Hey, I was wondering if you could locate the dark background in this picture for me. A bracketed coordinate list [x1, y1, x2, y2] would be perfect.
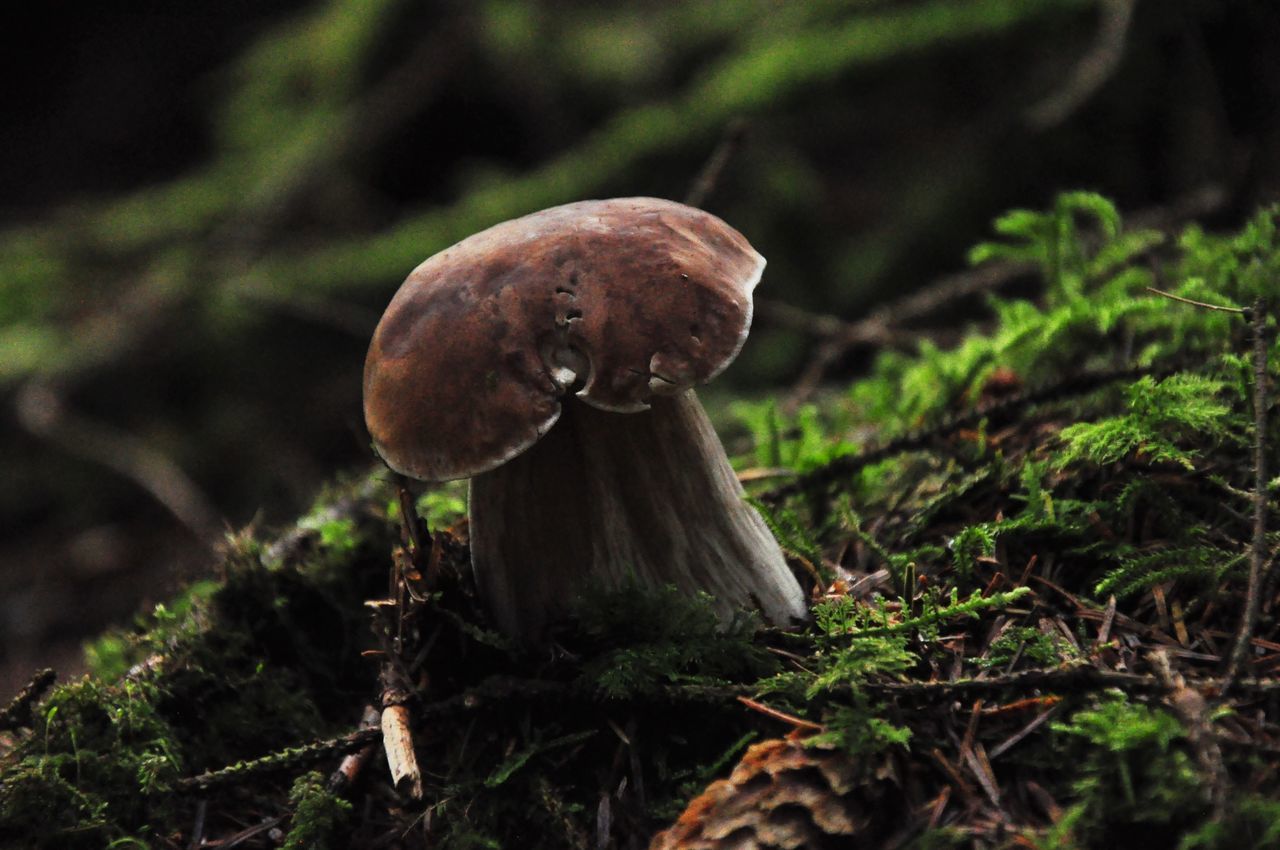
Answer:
[2, 0, 1278, 696]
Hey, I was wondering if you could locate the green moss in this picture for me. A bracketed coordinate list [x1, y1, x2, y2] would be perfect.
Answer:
[1050, 692, 1208, 844]
[1056, 374, 1240, 471]
[1178, 794, 1280, 850]
[568, 582, 777, 699]
[733, 399, 858, 472]
[979, 624, 1077, 669]
[282, 771, 353, 850]
[415, 481, 469, 530]
[0, 677, 180, 848]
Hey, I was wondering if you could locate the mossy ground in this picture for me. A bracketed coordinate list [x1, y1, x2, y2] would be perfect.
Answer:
[2, 194, 1278, 848]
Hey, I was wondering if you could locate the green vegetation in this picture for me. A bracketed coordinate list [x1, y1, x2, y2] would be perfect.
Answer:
[1050, 692, 1207, 844]
[0, 0, 1095, 387]
[3, 179, 1278, 848]
[282, 771, 353, 850]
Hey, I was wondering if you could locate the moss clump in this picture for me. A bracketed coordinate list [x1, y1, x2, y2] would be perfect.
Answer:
[1050, 692, 1208, 845]
[1055, 373, 1241, 471]
[1178, 795, 1280, 850]
[566, 581, 778, 699]
[281, 770, 353, 850]
[735, 194, 1280, 846]
[0, 677, 181, 848]
[0, 473, 396, 846]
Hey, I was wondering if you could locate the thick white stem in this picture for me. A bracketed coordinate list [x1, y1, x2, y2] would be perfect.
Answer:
[469, 389, 807, 640]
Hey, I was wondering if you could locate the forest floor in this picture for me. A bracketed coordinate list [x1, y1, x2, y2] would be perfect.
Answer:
[2, 194, 1278, 849]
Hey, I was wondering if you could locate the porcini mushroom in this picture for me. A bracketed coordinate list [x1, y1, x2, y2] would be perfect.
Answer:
[363, 197, 807, 640]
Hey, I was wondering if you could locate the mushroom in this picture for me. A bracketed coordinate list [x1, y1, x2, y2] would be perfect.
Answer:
[363, 197, 807, 640]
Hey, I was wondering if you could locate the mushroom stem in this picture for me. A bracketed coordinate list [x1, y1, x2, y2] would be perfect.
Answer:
[469, 389, 808, 640]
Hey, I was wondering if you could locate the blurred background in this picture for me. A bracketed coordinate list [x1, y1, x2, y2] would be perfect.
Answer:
[2, 0, 1278, 696]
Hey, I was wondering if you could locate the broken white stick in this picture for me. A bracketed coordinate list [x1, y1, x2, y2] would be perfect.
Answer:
[381, 703, 424, 799]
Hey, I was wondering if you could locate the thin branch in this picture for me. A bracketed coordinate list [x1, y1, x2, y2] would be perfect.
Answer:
[176, 726, 383, 793]
[1151, 649, 1228, 815]
[202, 815, 284, 849]
[328, 705, 382, 794]
[763, 360, 1173, 506]
[865, 666, 1280, 700]
[1025, 0, 1138, 130]
[172, 657, 1280, 801]
[188, 800, 207, 850]
[864, 666, 1166, 697]
[684, 118, 750, 209]
[1224, 298, 1272, 690]
[1145, 286, 1246, 314]
[736, 695, 824, 732]
[780, 260, 1033, 410]
[753, 299, 864, 339]
[782, 184, 1227, 409]
[0, 668, 57, 733]
[15, 382, 223, 543]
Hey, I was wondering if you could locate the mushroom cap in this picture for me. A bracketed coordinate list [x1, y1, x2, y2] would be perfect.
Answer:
[363, 197, 765, 482]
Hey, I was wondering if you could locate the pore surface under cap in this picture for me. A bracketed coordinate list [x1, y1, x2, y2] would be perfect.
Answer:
[363, 197, 765, 482]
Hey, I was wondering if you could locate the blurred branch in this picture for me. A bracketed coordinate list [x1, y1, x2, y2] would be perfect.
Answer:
[1, 1, 1098, 393]
[684, 119, 749, 209]
[15, 382, 223, 543]
[776, 182, 1228, 410]
[233, 0, 1090, 302]
[1224, 299, 1273, 691]
[1025, 0, 1137, 130]
[775, 259, 1034, 411]
[0, 668, 56, 733]
[238, 290, 382, 338]
[217, 17, 474, 253]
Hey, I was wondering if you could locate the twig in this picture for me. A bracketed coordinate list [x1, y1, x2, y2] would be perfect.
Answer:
[372, 485, 436, 802]
[764, 360, 1167, 505]
[1096, 594, 1117, 647]
[1225, 298, 1272, 690]
[15, 381, 223, 543]
[406, 675, 757, 719]
[781, 259, 1033, 410]
[172, 664, 1280, 801]
[201, 816, 285, 849]
[684, 118, 749, 210]
[396, 475, 427, 562]
[1025, 0, 1138, 130]
[189, 800, 208, 850]
[987, 705, 1062, 761]
[867, 664, 1280, 702]
[381, 700, 424, 800]
[753, 299, 859, 339]
[328, 705, 382, 794]
[930, 747, 977, 802]
[0, 668, 57, 733]
[963, 742, 1002, 809]
[376, 627, 426, 800]
[1151, 649, 1228, 815]
[866, 666, 1167, 698]
[736, 695, 824, 732]
[783, 184, 1227, 409]
[176, 727, 383, 793]
[1145, 287, 1246, 314]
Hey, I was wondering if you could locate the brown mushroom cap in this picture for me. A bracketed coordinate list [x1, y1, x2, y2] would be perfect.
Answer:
[363, 197, 765, 482]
